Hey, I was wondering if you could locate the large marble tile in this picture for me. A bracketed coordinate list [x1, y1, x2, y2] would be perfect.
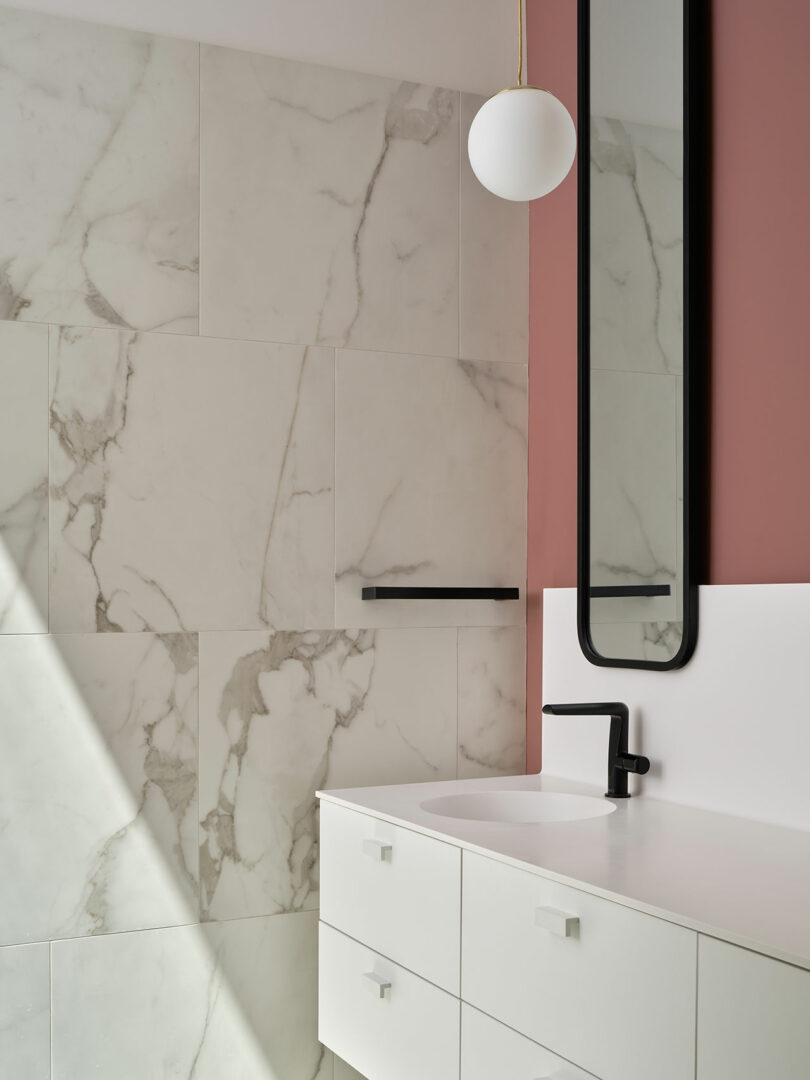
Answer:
[589, 369, 678, 627]
[0, 632, 198, 945]
[52, 911, 329, 1080]
[0, 942, 50, 1080]
[335, 350, 527, 628]
[590, 116, 683, 374]
[200, 47, 459, 357]
[458, 627, 526, 779]
[0, 7, 199, 333]
[50, 328, 334, 633]
[199, 628, 457, 921]
[0, 322, 48, 633]
[459, 93, 529, 365]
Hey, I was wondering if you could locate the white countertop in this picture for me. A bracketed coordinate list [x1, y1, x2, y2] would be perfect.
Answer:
[318, 773, 810, 972]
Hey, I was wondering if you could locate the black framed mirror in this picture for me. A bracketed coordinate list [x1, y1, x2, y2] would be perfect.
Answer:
[578, 0, 707, 669]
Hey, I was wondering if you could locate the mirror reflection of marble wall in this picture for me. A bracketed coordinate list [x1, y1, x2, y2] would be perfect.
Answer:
[587, 0, 685, 663]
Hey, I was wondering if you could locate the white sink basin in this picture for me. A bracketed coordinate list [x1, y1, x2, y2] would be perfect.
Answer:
[420, 790, 616, 824]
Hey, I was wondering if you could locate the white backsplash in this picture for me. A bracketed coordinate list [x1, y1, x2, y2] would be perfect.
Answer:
[543, 585, 810, 832]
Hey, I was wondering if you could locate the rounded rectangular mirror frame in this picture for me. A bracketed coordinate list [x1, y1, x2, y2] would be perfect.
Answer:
[577, 0, 708, 670]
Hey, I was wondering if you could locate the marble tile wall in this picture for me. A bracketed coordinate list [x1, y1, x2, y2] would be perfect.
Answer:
[335, 350, 527, 628]
[0, 8, 199, 333]
[0, 5, 528, 1077]
[0, 322, 48, 633]
[0, 943, 50, 1080]
[588, 114, 684, 661]
[458, 627, 527, 779]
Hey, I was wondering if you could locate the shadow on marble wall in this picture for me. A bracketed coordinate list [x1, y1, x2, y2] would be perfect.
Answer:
[0, 628, 326, 1077]
[0, 620, 524, 1076]
[0, 632, 198, 947]
[0, 4, 529, 1077]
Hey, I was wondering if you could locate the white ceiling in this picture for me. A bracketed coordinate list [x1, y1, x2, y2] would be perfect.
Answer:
[6, 0, 518, 95]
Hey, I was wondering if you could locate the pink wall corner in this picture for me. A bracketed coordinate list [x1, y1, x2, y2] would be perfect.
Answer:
[526, 0, 810, 774]
[526, 0, 578, 773]
[709, 0, 810, 585]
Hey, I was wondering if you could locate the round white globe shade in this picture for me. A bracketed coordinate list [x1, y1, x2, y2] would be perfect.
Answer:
[468, 87, 576, 202]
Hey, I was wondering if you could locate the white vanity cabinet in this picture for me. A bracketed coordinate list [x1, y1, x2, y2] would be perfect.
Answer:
[318, 798, 810, 1080]
[697, 936, 810, 1080]
[461, 1004, 596, 1080]
[319, 922, 460, 1080]
[462, 852, 697, 1080]
[320, 802, 461, 994]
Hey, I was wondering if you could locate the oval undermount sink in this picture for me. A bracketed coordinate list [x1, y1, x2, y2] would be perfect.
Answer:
[420, 790, 616, 824]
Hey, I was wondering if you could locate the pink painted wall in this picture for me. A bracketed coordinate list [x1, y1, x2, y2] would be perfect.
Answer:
[526, 0, 810, 771]
[526, 0, 579, 772]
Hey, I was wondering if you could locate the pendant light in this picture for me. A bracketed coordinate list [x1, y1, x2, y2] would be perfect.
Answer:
[467, 0, 576, 202]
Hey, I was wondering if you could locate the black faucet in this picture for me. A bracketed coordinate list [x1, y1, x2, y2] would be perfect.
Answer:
[541, 702, 650, 799]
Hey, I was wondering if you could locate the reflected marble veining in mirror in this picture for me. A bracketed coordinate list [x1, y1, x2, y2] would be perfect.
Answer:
[584, 0, 690, 666]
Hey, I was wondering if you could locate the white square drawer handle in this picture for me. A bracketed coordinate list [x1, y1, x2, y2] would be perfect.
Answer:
[362, 838, 393, 861]
[535, 905, 579, 937]
[363, 971, 392, 999]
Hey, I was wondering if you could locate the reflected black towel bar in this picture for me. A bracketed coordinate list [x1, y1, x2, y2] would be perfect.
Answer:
[361, 587, 520, 601]
[590, 585, 671, 598]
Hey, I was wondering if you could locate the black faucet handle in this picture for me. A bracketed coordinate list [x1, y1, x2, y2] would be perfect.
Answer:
[541, 700, 649, 798]
[616, 753, 650, 776]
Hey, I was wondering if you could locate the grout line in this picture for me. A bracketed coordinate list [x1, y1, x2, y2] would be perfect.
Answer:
[197, 41, 202, 335]
[4, 907, 323, 955]
[49, 940, 53, 1080]
[197, 624, 202, 921]
[458, 849, 464, 1078]
[457, 89, 462, 365]
[694, 934, 700, 1078]
[46, 325, 52, 638]
[332, 348, 338, 631]
[455, 627, 460, 780]
[26, 618, 526, 639]
[5, 316, 527, 366]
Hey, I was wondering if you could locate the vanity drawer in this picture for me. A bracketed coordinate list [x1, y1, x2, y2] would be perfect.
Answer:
[697, 936, 810, 1079]
[319, 800, 461, 993]
[461, 1003, 596, 1080]
[461, 852, 697, 1080]
[318, 922, 460, 1080]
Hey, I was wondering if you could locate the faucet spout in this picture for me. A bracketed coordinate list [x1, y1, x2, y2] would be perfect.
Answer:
[541, 701, 650, 799]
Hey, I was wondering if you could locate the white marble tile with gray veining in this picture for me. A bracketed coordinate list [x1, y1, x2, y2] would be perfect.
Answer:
[199, 628, 457, 921]
[458, 627, 526, 779]
[0, 322, 48, 633]
[335, 350, 527, 628]
[49, 327, 334, 633]
[590, 619, 684, 665]
[590, 116, 683, 375]
[200, 47, 459, 356]
[589, 368, 678, 630]
[459, 93, 529, 365]
[0, 632, 198, 946]
[0, 7, 199, 333]
[51, 911, 330, 1080]
[0, 942, 50, 1080]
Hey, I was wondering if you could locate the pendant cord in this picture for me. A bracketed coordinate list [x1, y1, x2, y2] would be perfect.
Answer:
[517, 0, 524, 85]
